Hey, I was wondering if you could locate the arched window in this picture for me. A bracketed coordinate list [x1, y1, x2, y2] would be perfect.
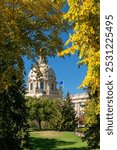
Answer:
[30, 83, 33, 90]
[40, 82, 44, 90]
[51, 83, 54, 91]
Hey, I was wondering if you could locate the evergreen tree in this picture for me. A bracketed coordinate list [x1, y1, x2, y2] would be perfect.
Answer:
[49, 93, 77, 131]
[62, 92, 77, 131]
[0, 77, 30, 150]
[49, 99, 64, 131]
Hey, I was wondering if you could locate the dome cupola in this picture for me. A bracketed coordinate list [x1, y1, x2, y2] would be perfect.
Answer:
[26, 57, 58, 98]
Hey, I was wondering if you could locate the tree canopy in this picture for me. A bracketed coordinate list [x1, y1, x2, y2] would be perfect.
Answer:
[26, 95, 77, 132]
[26, 96, 53, 130]
[0, 0, 66, 91]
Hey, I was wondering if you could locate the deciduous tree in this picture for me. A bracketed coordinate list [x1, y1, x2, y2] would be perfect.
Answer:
[26, 97, 53, 130]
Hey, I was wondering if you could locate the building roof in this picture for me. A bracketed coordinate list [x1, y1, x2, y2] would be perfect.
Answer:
[28, 57, 56, 81]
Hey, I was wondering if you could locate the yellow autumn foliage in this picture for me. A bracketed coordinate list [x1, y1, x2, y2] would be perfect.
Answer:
[58, 0, 100, 123]
[58, 0, 100, 95]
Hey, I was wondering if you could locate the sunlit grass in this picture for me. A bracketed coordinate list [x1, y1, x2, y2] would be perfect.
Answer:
[30, 131, 87, 150]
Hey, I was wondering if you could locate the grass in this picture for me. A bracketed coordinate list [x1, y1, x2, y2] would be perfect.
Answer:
[30, 131, 88, 150]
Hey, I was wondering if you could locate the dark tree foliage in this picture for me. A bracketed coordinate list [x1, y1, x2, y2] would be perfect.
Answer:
[82, 89, 100, 149]
[82, 115, 100, 149]
[0, 77, 30, 150]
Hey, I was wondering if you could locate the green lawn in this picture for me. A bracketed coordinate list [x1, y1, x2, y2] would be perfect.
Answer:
[30, 131, 87, 150]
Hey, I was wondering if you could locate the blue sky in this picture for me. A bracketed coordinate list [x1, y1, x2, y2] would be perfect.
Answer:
[48, 54, 87, 95]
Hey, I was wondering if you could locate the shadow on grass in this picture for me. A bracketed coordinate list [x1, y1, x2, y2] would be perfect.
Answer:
[61, 148, 100, 150]
[31, 137, 87, 150]
[56, 148, 87, 150]
[55, 148, 87, 150]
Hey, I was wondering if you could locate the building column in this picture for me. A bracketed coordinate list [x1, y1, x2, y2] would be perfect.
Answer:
[77, 102, 80, 118]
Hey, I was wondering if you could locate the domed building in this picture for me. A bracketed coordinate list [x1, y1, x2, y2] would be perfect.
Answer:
[26, 57, 59, 98]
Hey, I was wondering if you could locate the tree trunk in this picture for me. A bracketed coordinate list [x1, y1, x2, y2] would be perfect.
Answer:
[38, 119, 41, 130]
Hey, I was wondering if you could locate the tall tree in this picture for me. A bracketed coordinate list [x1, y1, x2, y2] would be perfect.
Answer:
[50, 93, 77, 131]
[0, 0, 66, 149]
[49, 99, 64, 131]
[62, 92, 77, 131]
[58, 0, 100, 148]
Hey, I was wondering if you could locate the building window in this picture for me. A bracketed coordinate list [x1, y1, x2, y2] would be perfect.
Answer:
[80, 102, 85, 108]
[51, 83, 54, 91]
[30, 83, 33, 90]
[40, 82, 44, 90]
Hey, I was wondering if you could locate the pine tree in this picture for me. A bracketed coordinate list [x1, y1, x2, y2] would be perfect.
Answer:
[49, 93, 77, 131]
[49, 99, 64, 131]
[62, 92, 77, 131]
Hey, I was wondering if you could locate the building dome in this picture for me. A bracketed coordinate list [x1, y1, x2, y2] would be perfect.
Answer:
[28, 57, 56, 81]
[26, 57, 59, 98]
